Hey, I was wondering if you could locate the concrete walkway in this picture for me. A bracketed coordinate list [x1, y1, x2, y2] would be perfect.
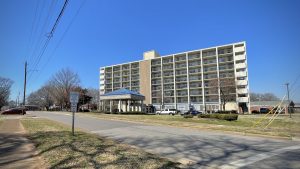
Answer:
[0, 117, 45, 169]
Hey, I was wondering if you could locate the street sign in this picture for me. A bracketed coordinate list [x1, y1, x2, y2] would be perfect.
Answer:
[70, 92, 79, 104]
[69, 92, 79, 136]
[71, 103, 77, 112]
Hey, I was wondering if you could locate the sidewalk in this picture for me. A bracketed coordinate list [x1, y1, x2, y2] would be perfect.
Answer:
[0, 117, 45, 169]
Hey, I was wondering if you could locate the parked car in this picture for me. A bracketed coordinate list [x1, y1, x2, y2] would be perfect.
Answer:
[182, 110, 203, 116]
[260, 108, 270, 114]
[156, 109, 177, 115]
[1, 108, 26, 115]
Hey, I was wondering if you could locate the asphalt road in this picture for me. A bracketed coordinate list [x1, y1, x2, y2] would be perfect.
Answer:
[29, 111, 300, 169]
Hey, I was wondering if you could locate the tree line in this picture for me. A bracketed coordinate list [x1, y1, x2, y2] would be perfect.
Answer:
[27, 68, 99, 111]
[0, 77, 13, 110]
[250, 92, 280, 101]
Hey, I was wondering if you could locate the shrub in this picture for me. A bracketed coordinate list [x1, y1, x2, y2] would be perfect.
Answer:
[198, 114, 210, 118]
[215, 110, 238, 114]
[198, 114, 238, 121]
[251, 110, 260, 114]
[183, 114, 194, 118]
[221, 114, 238, 121]
[103, 111, 146, 115]
[118, 111, 147, 115]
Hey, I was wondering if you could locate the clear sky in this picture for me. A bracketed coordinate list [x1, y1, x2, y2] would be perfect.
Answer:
[0, 0, 300, 102]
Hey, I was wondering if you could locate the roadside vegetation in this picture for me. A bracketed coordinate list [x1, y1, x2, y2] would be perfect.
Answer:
[0, 116, 3, 126]
[83, 112, 300, 138]
[21, 118, 180, 169]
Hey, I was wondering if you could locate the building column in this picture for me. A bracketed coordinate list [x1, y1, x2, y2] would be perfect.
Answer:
[128, 100, 131, 112]
[134, 101, 137, 112]
[118, 100, 121, 112]
[100, 101, 103, 111]
[132, 101, 135, 112]
[138, 100, 142, 111]
[125, 100, 128, 112]
[109, 100, 112, 112]
[141, 100, 144, 112]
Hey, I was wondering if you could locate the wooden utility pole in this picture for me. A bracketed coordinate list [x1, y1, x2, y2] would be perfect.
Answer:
[285, 83, 291, 118]
[23, 61, 27, 106]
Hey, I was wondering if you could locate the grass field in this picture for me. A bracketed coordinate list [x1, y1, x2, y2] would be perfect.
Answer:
[0, 115, 4, 125]
[82, 113, 300, 138]
[21, 118, 180, 169]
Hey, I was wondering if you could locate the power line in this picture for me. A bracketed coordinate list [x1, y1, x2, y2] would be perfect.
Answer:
[289, 73, 300, 93]
[28, 0, 46, 64]
[290, 84, 300, 99]
[27, 0, 69, 83]
[29, 0, 58, 67]
[25, 0, 40, 62]
[28, 0, 86, 89]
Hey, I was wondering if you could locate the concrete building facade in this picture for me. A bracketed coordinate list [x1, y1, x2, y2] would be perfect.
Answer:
[100, 42, 250, 113]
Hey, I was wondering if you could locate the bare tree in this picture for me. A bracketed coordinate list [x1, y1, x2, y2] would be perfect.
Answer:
[250, 92, 279, 101]
[87, 88, 99, 105]
[27, 85, 53, 110]
[48, 68, 80, 109]
[250, 92, 260, 101]
[211, 78, 236, 111]
[0, 77, 13, 109]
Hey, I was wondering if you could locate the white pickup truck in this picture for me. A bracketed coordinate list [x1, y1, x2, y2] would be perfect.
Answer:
[156, 109, 177, 115]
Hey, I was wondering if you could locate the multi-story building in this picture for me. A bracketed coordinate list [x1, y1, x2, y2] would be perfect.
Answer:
[100, 42, 250, 113]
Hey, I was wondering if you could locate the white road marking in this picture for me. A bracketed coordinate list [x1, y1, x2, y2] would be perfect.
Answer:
[48, 111, 71, 116]
[220, 145, 300, 169]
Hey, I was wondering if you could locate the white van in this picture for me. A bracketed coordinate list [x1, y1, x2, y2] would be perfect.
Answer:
[156, 109, 176, 115]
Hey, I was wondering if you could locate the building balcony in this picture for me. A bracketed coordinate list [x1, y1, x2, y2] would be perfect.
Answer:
[189, 83, 202, 88]
[235, 54, 246, 61]
[236, 80, 248, 86]
[235, 46, 245, 53]
[152, 87, 161, 91]
[237, 97, 249, 102]
[163, 72, 174, 77]
[163, 80, 174, 84]
[131, 66, 139, 69]
[175, 58, 186, 62]
[203, 61, 217, 65]
[237, 88, 248, 94]
[177, 93, 188, 96]
[218, 59, 234, 64]
[163, 66, 173, 70]
[113, 69, 121, 72]
[189, 77, 201, 81]
[152, 68, 161, 72]
[236, 71, 247, 77]
[188, 54, 201, 60]
[235, 63, 246, 69]
[189, 62, 201, 67]
[218, 52, 233, 57]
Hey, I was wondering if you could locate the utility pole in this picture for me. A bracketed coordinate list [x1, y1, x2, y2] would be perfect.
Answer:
[17, 92, 20, 106]
[285, 83, 291, 118]
[23, 61, 27, 107]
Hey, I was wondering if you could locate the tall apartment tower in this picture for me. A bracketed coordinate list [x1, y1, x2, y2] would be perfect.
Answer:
[99, 42, 250, 113]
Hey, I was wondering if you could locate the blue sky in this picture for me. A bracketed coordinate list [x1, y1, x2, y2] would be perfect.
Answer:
[0, 0, 300, 102]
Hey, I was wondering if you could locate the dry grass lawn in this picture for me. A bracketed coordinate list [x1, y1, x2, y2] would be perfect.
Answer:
[21, 118, 180, 169]
[82, 113, 300, 139]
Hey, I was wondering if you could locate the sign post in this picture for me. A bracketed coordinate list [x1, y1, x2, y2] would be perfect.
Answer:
[69, 92, 79, 136]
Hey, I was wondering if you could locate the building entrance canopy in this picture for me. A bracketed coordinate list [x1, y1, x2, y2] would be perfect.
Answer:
[100, 88, 145, 112]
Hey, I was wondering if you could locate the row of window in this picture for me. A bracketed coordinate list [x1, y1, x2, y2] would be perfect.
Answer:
[151, 94, 237, 104]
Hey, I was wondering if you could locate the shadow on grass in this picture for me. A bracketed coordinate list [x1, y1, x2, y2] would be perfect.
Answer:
[107, 134, 296, 168]
[28, 131, 180, 169]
